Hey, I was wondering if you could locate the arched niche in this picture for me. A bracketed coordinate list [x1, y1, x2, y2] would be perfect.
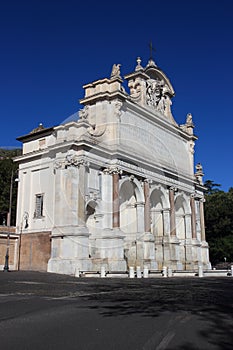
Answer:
[150, 188, 165, 236]
[174, 196, 187, 240]
[86, 200, 97, 234]
[119, 177, 144, 234]
[119, 180, 137, 234]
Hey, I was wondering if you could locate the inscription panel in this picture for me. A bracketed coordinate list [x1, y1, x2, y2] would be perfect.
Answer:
[120, 112, 191, 175]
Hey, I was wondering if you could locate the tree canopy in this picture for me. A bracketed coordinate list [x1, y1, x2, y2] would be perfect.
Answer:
[0, 148, 21, 226]
[204, 181, 233, 265]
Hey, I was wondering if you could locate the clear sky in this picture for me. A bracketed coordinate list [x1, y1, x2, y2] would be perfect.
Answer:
[0, 0, 232, 191]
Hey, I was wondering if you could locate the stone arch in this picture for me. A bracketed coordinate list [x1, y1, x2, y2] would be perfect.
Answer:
[150, 187, 168, 237]
[86, 200, 98, 234]
[119, 176, 144, 234]
[174, 195, 187, 240]
[119, 176, 144, 202]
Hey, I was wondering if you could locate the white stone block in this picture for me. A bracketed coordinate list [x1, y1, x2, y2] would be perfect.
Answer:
[143, 266, 149, 278]
[136, 266, 141, 278]
[129, 266, 134, 278]
[198, 265, 203, 277]
[167, 267, 173, 277]
[100, 266, 106, 278]
[162, 266, 167, 277]
[75, 268, 80, 278]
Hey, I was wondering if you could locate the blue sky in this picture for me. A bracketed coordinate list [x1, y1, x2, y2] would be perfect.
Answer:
[0, 0, 232, 191]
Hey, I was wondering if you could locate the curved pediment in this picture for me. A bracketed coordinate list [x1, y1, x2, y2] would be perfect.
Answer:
[125, 58, 177, 125]
[145, 60, 175, 96]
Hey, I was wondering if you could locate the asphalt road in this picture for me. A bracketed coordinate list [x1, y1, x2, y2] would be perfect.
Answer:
[0, 272, 232, 350]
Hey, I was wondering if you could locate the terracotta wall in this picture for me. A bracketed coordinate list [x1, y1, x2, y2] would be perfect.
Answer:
[0, 226, 18, 269]
[0, 237, 17, 267]
[19, 231, 51, 271]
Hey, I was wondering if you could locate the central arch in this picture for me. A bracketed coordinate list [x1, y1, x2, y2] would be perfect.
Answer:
[119, 177, 144, 234]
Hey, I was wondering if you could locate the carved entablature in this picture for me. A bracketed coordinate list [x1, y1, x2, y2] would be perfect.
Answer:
[103, 166, 123, 175]
[54, 152, 90, 170]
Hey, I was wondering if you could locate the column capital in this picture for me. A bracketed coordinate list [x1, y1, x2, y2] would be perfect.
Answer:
[191, 193, 205, 201]
[168, 185, 178, 192]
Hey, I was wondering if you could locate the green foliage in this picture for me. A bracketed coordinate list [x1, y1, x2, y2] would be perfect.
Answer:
[0, 148, 22, 226]
[204, 181, 233, 265]
[204, 180, 221, 195]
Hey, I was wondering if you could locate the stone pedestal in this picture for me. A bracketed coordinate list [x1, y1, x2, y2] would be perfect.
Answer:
[191, 238, 202, 268]
[48, 226, 92, 275]
[91, 228, 126, 271]
[201, 240, 211, 269]
[169, 235, 181, 270]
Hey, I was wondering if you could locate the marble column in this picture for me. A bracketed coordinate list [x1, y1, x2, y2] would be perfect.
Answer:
[190, 196, 197, 239]
[163, 209, 170, 236]
[77, 162, 86, 226]
[101, 171, 112, 229]
[184, 214, 192, 240]
[199, 199, 206, 241]
[112, 171, 120, 228]
[169, 188, 176, 236]
[136, 202, 145, 233]
[144, 180, 151, 232]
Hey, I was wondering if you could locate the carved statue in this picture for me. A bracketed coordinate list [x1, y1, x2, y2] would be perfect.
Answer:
[111, 64, 121, 79]
[186, 113, 193, 125]
[79, 106, 89, 119]
[146, 78, 170, 114]
[195, 163, 204, 185]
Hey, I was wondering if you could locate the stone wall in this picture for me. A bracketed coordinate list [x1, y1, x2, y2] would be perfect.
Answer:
[19, 231, 51, 271]
[0, 226, 18, 270]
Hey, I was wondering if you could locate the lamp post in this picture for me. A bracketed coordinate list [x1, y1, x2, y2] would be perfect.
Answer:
[3, 232, 10, 272]
[3, 169, 18, 272]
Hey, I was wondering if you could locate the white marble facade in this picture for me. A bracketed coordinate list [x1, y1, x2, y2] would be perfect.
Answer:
[15, 57, 211, 275]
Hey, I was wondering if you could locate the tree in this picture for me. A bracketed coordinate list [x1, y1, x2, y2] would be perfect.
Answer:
[204, 180, 221, 195]
[0, 149, 21, 226]
[204, 181, 233, 265]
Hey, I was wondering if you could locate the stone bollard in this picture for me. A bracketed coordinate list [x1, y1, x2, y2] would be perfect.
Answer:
[231, 265, 233, 276]
[162, 266, 167, 277]
[75, 268, 80, 278]
[100, 266, 106, 278]
[129, 266, 134, 278]
[136, 266, 142, 278]
[167, 267, 173, 277]
[198, 265, 203, 277]
[143, 266, 149, 278]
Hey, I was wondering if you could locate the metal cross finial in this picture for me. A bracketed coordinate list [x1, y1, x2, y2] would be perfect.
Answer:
[149, 41, 156, 60]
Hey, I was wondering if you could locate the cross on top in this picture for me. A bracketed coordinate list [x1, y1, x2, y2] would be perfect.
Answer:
[149, 41, 156, 60]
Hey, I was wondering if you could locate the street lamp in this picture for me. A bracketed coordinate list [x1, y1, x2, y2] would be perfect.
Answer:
[3, 232, 10, 272]
[3, 169, 19, 272]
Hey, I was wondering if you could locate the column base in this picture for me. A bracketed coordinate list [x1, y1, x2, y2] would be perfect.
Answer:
[91, 258, 127, 272]
[90, 228, 127, 271]
[47, 258, 92, 275]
